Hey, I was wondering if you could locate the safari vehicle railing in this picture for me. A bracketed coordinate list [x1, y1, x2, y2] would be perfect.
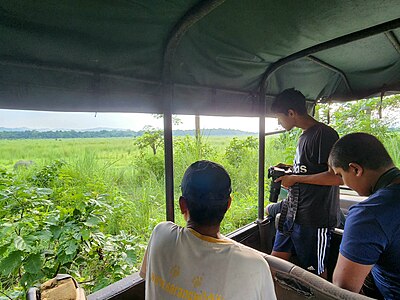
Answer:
[1, 1, 400, 299]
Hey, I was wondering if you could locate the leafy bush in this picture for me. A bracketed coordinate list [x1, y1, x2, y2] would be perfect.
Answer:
[225, 136, 258, 166]
[270, 129, 301, 165]
[134, 126, 163, 155]
[0, 164, 143, 298]
[315, 96, 400, 141]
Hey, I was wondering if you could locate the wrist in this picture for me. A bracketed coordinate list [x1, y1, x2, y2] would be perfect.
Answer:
[292, 174, 302, 183]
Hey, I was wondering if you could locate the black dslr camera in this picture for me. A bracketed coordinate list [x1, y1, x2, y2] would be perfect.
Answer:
[267, 166, 292, 203]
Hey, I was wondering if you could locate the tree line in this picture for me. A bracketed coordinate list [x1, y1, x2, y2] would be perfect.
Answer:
[0, 128, 255, 140]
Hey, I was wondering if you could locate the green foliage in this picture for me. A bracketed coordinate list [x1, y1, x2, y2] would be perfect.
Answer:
[31, 160, 65, 187]
[316, 96, 400, 140]
[152, 114, 183, 126]
[0, 163, 144, 297]
[134, 126, 163, 155]
[174, 136, 215, 163]
[134, 151, 165, 182]
[270, 129, 301, 165]
[225, 136, 258, 166]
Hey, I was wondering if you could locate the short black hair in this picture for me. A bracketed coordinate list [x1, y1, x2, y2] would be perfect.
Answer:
[329, 133, 393, 171]
[181, 160, 231, 226]
[271, 88, 308, 115]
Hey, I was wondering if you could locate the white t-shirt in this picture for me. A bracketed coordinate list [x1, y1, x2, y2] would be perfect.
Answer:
[140, 221, 276, 300]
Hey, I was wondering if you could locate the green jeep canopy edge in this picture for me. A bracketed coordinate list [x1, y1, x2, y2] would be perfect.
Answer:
[1, 0, 400, 116]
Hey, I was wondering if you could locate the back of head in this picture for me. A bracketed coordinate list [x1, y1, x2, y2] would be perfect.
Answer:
[181, 160, 232, 226]
[329, 133, 393, 171]
[271, 88, 307, 115]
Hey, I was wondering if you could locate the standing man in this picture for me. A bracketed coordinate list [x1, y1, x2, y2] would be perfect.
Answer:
[330, 133, 400, 299]
[270, 88, 342, 277]
[140, 160, 276, 300]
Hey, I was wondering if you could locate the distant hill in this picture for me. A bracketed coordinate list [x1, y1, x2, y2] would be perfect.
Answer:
[0, 127, 127, 132]
[0, 127, 32, 132]
[0, 128, 256, 139]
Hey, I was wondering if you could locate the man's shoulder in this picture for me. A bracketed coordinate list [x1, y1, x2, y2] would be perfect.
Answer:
[348, 187, 400, 219]
[227, 238, 270, 264]
[151, 221, 181, 238]
[153, 221, 177, 231]
[316, 122, 339, 136]
[301, 122, 338, 140]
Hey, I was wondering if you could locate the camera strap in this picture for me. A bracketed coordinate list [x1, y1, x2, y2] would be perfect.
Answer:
[278, 183, 299, 237]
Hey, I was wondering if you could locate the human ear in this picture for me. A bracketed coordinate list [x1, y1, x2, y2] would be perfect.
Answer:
[179, 196, 190, 221]
[179, 196, 188, 214]
[349, 163, 364, 176]
[288, 109, 295, 117]
[227, 197, 232, 210]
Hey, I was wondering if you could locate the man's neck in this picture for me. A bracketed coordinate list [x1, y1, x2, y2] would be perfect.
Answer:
[187, 221, 222, 239]
[296, 114, 318, 131]
[370, 165, 400, 194]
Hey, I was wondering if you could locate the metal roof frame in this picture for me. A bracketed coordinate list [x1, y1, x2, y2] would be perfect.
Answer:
[157, 5, 400, 222]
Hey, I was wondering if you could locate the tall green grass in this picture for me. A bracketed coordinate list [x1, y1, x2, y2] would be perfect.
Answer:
[1, 135, 282, 232]
[4, 132, 399, 235]
[2, 132, 399, 295]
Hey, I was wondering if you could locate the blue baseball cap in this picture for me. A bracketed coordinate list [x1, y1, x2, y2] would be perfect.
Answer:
[180, 160, 232, 203]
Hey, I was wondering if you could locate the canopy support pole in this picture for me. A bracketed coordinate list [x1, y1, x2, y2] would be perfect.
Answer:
[260, 18, 400, 94]
[307, 55, 353, 95]
[161, 0, 227, 222]
[385, 31, 400, 54]
[257, 100, 266, 222]
[163, 85, 175, 222]
[256, 75, 268, 252]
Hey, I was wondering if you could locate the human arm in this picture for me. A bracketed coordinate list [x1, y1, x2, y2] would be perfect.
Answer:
[334, 205, 387, 294]
[275, 170, 343, 188]
[139, 247, 148, 279]
[333, 254, 373, 293]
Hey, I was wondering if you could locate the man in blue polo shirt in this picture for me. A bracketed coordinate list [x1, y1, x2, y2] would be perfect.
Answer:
[329, 133, 400, 299]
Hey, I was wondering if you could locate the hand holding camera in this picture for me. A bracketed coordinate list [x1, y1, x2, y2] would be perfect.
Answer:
[267, 165, 292, 203]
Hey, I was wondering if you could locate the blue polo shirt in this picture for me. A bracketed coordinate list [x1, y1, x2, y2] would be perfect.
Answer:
[340, 184, 400, 299]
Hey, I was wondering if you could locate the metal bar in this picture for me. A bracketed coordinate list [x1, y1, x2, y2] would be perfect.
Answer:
[258, 93, 266, 222]
[385, 31, 400, 54]
[195, 115, 201, 144]
[307, 55, 353, 95]
[161, 1, 226, 222]
[265, 130, 285, 137]
[164, 85, 175, 222]
[257, 83, 268, 252]
[162, 0, 227, 80]
[260, 17, 400, 90]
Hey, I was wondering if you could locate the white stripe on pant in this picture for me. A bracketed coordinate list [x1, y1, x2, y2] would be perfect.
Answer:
[317, 228, 328, 275]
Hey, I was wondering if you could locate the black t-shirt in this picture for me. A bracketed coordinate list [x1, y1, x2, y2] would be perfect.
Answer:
[293, 122, 339, 227]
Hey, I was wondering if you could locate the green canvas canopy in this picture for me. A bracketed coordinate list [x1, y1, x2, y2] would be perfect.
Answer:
[0, 0, 400, 117]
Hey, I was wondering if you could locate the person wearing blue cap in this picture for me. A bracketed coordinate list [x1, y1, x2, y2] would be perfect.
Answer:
[140, 160, 276, 300]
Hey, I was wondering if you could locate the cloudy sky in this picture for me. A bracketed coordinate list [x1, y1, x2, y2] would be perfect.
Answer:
[0, 109, 280, 132]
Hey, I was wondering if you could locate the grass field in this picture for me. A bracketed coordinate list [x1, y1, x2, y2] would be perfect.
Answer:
[1, 132, 399, 233]
[1, 132, 399, 296]
[0, 134, 285, 296]
[0, 134, 283, 227]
